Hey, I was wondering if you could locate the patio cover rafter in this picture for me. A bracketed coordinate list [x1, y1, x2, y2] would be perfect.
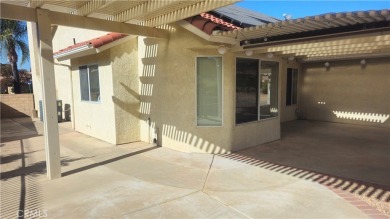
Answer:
[71, 0, 121, 16]
[141, 0, 239, 27]
[2, 0, 240, 28]
[109, 0, 198, 23]
[240, 29, 390, 59]
[215, 9, 390, 40]
[0, 3, 169, 38]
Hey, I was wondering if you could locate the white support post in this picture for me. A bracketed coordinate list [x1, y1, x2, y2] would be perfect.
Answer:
[36, 8, 61, 179]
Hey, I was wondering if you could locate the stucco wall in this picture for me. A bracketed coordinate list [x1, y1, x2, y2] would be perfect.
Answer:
[71, 50, 117, 144]
[138, 26, 281, 153]
[110, 38, 140, 144]
[138, 28, 235, 153]
[300, 57, 390, 128]
[28, 25, 108, 123]
[52, 27, 109, 123]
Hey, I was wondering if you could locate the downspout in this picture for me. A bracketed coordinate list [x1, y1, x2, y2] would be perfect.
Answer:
[54, 62, 75, 130]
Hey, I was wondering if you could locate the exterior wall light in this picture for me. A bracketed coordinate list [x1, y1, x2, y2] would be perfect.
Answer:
[360, 59, 367, 65]
[325, 62, 330, 68]
[245, 50, 253, 56]
[218, 45, 227, 55]
[266, 52, 274, 58]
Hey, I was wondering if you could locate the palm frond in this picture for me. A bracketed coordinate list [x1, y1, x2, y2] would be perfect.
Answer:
[15, 39, 29, 64]
[0, 19, 29, 65]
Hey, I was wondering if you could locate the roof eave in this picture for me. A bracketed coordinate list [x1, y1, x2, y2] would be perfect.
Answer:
[54, 35, 136, 61]
[54, 44, 94, 61]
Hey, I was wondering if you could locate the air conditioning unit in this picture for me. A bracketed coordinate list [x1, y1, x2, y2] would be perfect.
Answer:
[39, 100, 63, 122]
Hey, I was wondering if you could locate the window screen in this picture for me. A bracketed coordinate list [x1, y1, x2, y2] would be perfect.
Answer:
[197, 57, 222, 126]
[79, 66, 89, 101]
[79, 65, 100, 102]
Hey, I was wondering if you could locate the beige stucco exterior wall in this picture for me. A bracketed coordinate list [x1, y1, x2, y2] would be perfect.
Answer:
[28, 24, 109, 123]
[280, 60, 302, 122]
[300, 57, 390, 128]
[138, 26, 281, 153]
[71, 50, 117, 144]
[110, 38, 140, 144]
[138, 28, 234, 153]
[29, 24, 141, 145]
[29, 24, 283, 151]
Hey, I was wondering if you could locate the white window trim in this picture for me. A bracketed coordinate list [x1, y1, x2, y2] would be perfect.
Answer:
[195, 55, 224, 128]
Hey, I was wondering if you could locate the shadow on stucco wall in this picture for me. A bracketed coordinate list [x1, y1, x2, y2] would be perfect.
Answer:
[137, 30, 232, 154]
[300, 57, 390, 128]
[111, 83, 140, 118]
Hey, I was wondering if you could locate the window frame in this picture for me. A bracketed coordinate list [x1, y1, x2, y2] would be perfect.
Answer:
[235, 56, 280, 125]
[79, 64, 101, 103]
[195, 55, 224, 127]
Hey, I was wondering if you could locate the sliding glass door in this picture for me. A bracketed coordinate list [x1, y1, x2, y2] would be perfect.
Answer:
[236, 58, 279, 124]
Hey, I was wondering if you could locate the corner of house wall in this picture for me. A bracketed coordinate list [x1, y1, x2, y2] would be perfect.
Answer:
[110, 38, 141, 144]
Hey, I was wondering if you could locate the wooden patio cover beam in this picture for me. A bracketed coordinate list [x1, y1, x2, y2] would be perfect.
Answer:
[0, 3, 169, 38]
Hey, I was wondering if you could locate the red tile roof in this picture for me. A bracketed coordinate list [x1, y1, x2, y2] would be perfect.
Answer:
[54, 32, 128, 55]
[186, 12, 241, 35]
[200, 13, 241, 30]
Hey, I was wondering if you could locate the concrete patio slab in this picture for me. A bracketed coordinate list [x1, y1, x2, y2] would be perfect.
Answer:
[204, 156, 370, 219]
[238, 120, 390, 186]
[122, 191, 247, 219]
[1, 118, 388, 218]
[42, 166, 198, 218]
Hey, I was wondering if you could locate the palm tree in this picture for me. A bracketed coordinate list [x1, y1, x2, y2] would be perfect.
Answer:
[0, 19, 29, 94]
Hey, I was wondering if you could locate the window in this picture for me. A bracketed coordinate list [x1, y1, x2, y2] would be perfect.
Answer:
[286, 68, 298, 106]
[260, 61, 279, 119]
[197, 57, 222, 126]
[236, 58, 278, 124]
[236, 58, 259, 124]
[79, 65, 100, 102]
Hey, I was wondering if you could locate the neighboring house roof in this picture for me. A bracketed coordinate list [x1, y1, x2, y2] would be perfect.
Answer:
[53, 33, 130, 61]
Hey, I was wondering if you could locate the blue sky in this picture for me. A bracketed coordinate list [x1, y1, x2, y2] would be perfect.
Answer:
[3, 0, 389, 71]
[237, 1, 390, 20]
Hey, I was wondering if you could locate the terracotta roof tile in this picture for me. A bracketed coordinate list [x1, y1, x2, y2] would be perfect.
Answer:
[200, 13, 241, 30]
[54, 32, 128, 55]
[186, 12, 241, 35]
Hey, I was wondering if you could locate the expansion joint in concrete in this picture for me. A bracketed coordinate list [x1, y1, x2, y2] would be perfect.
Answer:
[114, 190, 200, 218]
[202, 155, 214, 191]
